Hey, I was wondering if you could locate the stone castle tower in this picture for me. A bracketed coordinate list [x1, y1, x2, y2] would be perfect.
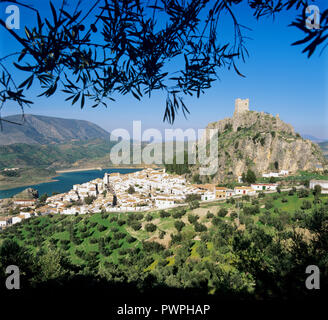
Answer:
[234, 98, 249, 114]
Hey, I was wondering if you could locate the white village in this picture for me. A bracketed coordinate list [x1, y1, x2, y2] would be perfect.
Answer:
[1, 98, 328, 229]
[1, 165, 327, 230]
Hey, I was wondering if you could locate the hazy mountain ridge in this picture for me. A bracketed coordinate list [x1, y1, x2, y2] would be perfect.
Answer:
[0, 114, 111, 145]
[318, 141, 328, 158]
[302, 134, 327, 143]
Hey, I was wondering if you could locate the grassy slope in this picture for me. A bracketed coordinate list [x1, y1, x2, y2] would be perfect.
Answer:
[1, 190, 326, 283]
[0, 167, 58, 190]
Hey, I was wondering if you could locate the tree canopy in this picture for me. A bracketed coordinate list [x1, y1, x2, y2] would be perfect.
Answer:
[0, 0, 327, 124]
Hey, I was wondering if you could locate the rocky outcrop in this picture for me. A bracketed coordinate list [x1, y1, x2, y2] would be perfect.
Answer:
[191, 111, 327, 183]
[13, 188, 39, 200]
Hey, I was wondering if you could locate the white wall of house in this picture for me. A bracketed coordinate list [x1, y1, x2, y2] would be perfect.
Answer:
[251, 184, 277, 191]
[19, 212, 32, 219]
[11, 216, 22, 225]
[262, 172, 279, 178]
[234, 188, 256, 195]
[155, 199, 175, 209]
[0, 220, 7, 227]
[62, 207, 78, 215]
[310, 180, 328, 194]
[201, 192, 215, 201]
[226, 190, 235, 197]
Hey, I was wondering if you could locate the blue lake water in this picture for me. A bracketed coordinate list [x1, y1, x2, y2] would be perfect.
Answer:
[0, 168, 141, 199]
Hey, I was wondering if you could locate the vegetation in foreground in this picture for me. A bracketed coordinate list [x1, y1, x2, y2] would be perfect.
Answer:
[0, 190, 327, 300]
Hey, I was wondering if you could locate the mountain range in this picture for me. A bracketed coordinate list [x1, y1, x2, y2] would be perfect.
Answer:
[302, 134, 327, 143]
[0, 113, 327, 176]
[0, 114, 110, 145]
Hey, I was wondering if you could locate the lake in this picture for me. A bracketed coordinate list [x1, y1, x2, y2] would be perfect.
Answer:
[0, 168, 142, 199]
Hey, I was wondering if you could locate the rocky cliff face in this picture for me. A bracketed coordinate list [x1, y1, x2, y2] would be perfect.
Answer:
[192, 111, 327, 183]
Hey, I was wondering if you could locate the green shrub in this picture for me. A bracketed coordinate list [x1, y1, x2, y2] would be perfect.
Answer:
[159, 210, 170, 218]
[84, 195, 96, 205]
[113, 232, 127, 240]
[98, 224, 107, 232]
[145, 214, 153, 221]
[145, 223, 157, 232]
[206, 211, 214, 219]
[194, 222, 207, 232]
[174, 221, 185, 232]
[189, 200, 200, 209]
[188, 214, 199, 224]
[127, 186, 135, 194]
[301, 200, 312, 210]
[130, 221, 142, 231]
[230, 211, 238, 219]
[265, 201, 273, 210]
[217, 208, 228, 217]
[172, 209, 186, 219]
[117, 219, 126, 226]
[297, 189, 309, 198]
[170, 233, 182, 244]
[126, 235, 137, 243]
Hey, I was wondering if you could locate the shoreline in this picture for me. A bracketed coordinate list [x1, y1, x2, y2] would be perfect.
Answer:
[0, 166, 155, 192]
[56, 167, 104, 173]
[56, 165, 158, 173]
[0, 176, 59, 191]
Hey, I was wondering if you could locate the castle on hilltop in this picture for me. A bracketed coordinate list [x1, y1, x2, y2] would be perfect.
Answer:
[234, 98, 249, 114]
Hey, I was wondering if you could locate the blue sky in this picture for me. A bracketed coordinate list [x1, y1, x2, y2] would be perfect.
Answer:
[0, 0, 327, 139]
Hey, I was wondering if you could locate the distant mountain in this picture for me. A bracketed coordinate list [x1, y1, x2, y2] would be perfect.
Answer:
[0, 114, 110, 145]
[302, 134, 327, 143]
[318, 141, 328, 158]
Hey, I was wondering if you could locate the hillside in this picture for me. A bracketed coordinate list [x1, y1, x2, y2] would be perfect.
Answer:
[0, 139, 115, 169]
[0, 139, 120, 189]
[0, 139, 187, 189]
[190, 109, 327, 183]
[1, 190, 327, 299]
[0, 114, 110, 145]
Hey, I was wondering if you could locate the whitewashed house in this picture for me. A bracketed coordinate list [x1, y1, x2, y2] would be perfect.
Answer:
[19, 212, 32, 219]
[201, 192, 216, 201]
[155, 198, 175, 209]
[0, 218, 8, 228]
[262, 170, 289, 178]
[251, 183, 278, 191]
[234, 186, 256, 196]
[13, 199, 36, 207]
[10, 216, 22, 225]
[62, 207, 79, 215]
[309, 180, 328, 194]
[262, 172, 279, 178]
